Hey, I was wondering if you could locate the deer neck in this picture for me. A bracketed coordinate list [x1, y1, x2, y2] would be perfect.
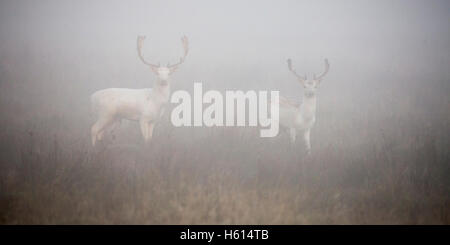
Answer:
[300, 93, 316, 119]
[151, 78, 171, 104]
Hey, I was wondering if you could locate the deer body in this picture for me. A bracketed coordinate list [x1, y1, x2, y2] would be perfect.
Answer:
[91, 36, 188, 146]
[275, 58, 329, 154]
[278, 96, 316, 129]
[91, 87, 169, 121]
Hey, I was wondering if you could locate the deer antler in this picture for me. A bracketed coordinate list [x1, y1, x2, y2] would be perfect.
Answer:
[168, 35, 189, 70]
[137, 36, 159, 68]
[287, 59, 306, 82]
[314, 59, 329, 81]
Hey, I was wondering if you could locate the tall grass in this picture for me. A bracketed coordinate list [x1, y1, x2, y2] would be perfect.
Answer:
[0, 85, 448, 224]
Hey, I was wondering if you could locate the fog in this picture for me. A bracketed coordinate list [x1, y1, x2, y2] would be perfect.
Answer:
[0, 0, 449, 224]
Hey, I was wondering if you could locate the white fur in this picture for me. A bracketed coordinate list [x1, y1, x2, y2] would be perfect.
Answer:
[90, 36, 188, 146]
[274, 59, 329, 154]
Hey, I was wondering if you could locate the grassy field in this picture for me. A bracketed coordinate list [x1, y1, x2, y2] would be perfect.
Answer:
[0, 1, 449, 224]
[0, 76, 449, 224]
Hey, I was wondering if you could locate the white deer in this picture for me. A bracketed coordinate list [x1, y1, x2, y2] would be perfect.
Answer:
[273, 58, 329, 154]
[90, 35, 189, 146]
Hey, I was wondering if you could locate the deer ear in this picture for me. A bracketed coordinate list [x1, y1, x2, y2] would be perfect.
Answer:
[150, 66, 159, 74]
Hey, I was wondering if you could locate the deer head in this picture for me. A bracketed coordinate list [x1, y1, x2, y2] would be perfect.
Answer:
[137, 35, 189, 84]
[287, 58, 329, 97]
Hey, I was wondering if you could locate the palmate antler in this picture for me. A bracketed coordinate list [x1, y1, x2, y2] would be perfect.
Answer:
[287, 58, 306, 82]
[137, 36, 160, 68]
[314, 59, 329, 81]
[137, 35, 189, 72]
[168, 35, 189, 71]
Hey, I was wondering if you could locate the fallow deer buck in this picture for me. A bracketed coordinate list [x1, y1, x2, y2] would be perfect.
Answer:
[90, 35, 189, 146]
[273, 58, 329, 154]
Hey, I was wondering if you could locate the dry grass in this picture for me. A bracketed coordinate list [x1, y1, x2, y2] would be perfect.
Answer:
[0, 89, 449, 224]
[0, 0, 449, 225]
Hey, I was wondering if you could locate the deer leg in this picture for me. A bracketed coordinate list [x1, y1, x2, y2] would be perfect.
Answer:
[97, 125, 108, 141]
[139, 120, 148, 142]
[147, 123, 155, 142]
[140, 120, 155, 143]
[91, 116, 114, 146]
[289, 128, 297, 143]
[109, 121, 118, 140]
[98, 120, 119, 141]
[91, 127, 97, 146]
[104, 120, 121, 139]
[303, 129, 311, 154]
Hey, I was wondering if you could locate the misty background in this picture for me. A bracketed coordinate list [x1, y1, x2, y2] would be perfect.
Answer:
[0, 0, 449, 224]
